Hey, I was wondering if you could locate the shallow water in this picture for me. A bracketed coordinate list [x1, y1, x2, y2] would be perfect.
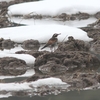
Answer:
[10, 17, 97, 27]
[2, 89, 100, 100]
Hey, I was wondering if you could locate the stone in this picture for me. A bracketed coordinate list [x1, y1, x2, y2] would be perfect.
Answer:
[57, 36, 90, 51]
[22, 39, 40, 50]
[0, 57, 27, 76]
[2, 39, 15, 49]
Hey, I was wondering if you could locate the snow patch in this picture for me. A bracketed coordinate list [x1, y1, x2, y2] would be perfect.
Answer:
[0, 25, 92, 43]
[8, 0, 100, 16]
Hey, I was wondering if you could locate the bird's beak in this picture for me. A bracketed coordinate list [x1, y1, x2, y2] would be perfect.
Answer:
[58, 33, 61, 35]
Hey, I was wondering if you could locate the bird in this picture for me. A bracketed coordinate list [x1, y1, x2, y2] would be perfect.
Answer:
[41, 33, 61, 51]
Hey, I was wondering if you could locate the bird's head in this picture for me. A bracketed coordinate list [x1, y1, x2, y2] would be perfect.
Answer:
[52, 33, 61, 38]
[68, 36, 74, 41]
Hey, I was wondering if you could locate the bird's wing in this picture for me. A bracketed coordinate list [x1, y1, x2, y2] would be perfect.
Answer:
[47, 38, 58, 45]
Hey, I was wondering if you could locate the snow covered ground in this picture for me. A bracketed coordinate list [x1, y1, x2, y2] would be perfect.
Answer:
[8, 0, 100, 16]
[0, 77, 67, 91]
[0, 25, 92, 43]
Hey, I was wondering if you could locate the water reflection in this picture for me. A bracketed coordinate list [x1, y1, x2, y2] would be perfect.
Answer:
[2, 89, 100, 100]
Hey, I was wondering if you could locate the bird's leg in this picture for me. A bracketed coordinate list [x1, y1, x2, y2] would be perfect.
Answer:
[53, 46, 56, 52]
[50, 47, 53, 52]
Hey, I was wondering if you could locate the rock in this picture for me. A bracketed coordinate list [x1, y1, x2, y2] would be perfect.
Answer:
[0, 38, 4, 46]
[23, 13, 42, 19]
[0, 1, 8, 8]
[95, 12, 100, 19]
[57, 36, 90, 51]
[2, 39, 15, 49]
[87, 29, 100, 41]
[39, 61, 67, 75]
[87, 18, 100, 28]
[58, 13, 70, 21]
[90, 40, 100, 55]
[0, 57, 27, 76]
[34, 51, 100, 74]
[71, 12, 90, 20]
[22, 39, 40, 50]
[26, 75, 41, 82]
[67, 73, 98, 88]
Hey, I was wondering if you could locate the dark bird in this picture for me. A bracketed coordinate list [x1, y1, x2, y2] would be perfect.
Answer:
[41, 33, 61, 50]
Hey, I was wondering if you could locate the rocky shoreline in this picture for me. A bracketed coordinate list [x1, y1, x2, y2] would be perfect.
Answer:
[0, 0, 100, 95]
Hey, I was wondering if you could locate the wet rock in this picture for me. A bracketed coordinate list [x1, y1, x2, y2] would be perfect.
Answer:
[15, 50, 26, 54]
[12, 91, 28, 97]
[0, 38, 4, 46]
[0, 1, 8, 8]
[87, 29, 100, 41]
[0, 39, 4, 50]
[67, 73, 98, 88]
[22, 39, 40, 50]
[0, 8, 8, 16]
[23, 13, 42, 19]
[34, 51, 100, 74]
[90, 40, 100, 55]
[87, 18, 100, 28]
[71, 12, 90, 20]
[2, 39, 15, 49]
[0, 57, 27, 76]
[39, 61, 67, 75]
[0, 17, 9, 28]
[95, 12, 100, 19]
[58, 13, 70, 21]
[57, 36, 90, 51]
[96, 74, 100, 83]
[26, 75, 40, 82]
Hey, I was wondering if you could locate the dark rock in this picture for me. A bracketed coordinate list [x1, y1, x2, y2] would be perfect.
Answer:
[0, 8, 8, 16]
[0, 1, 8, 8]
[57, 36, 90, 51]
[58, 13, 70, 21]
[95, 12, 100, 19]
[0, 57, 27, 76]
[87, 29, 100, 41]
[90, 40, 100, 55]
[2, 39, 15, 49]
[82, 78, 93, 87]
[0, 17, 9, 28]
[87, 18, 100, 28]
[80, 27, 94, 32]
[23, 13, 42, 19]
[22, 39, 40, 50]
[96, 74, 100, 83]
[39, 61, 67, 75]
[34, 51, 100, 74]
[15, 50, 26, 54]
[0, 38, 4, 46]
[71, 12, 90, 20]
[67, 74, 97, 88]
[26, 75, 40, 82]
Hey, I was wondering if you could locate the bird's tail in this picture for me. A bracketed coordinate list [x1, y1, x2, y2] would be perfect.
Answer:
[41, 45, 47, 50]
